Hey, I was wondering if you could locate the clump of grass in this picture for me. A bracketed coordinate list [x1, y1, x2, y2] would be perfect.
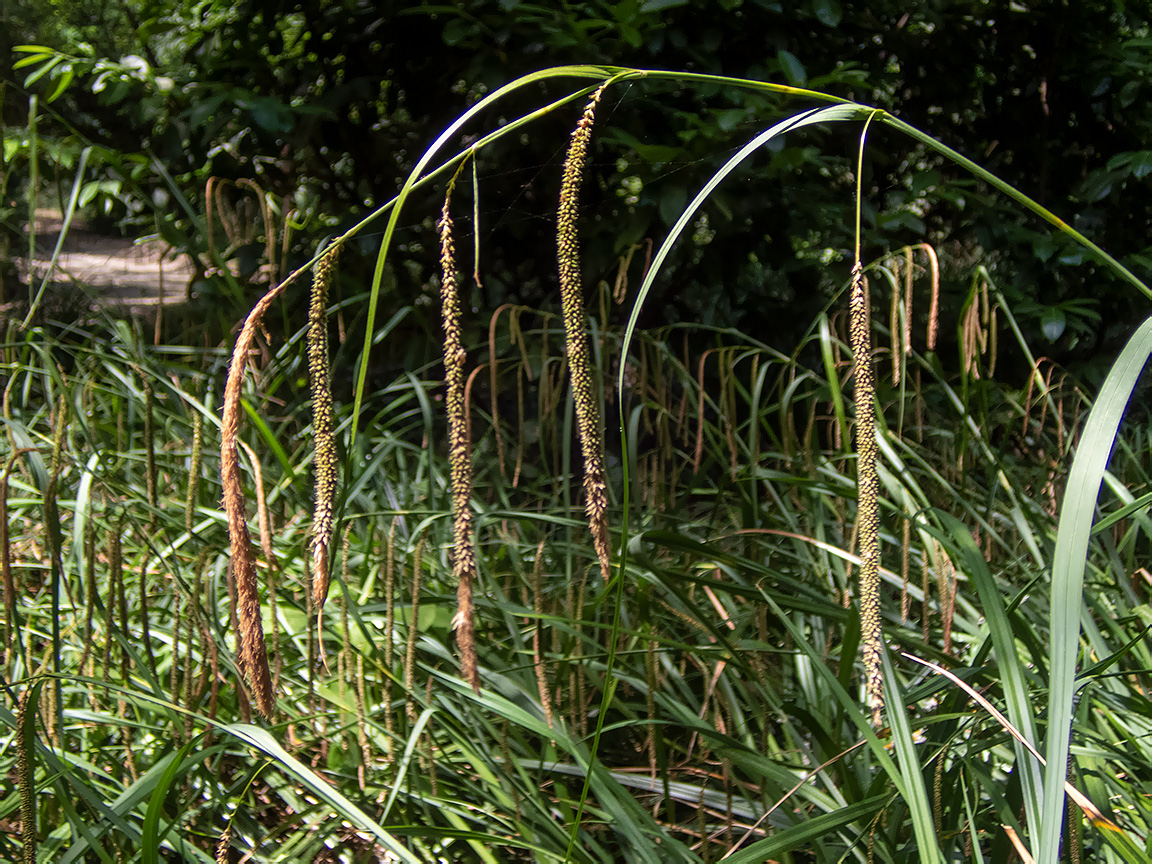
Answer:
[439, 174, 480, 691]
[12, 62, 1152, 864]
[888, 243, 940, 385]
[960, 276, 997, 380]
[557, 83, 611, 581]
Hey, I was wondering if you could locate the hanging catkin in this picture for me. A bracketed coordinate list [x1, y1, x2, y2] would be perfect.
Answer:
[849, 261, 883, 728]
[557, 84, 612, 581]
[439, 182, 481, 692]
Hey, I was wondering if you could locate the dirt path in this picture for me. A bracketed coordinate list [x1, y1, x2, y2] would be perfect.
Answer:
[17, 209, 194, 310]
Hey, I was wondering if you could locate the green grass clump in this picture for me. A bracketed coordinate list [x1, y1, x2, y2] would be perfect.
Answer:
[3, 64, 1152, 864]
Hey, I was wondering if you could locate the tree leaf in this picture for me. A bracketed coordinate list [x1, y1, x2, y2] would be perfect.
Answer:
[47, 68, 74, 103]
[1041, 306, 1066, 341]
[812, 0, 843, 26]
[776, 49, 807, 85]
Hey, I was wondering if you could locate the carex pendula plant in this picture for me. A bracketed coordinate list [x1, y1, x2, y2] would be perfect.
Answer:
[10, 62, 1151, 863]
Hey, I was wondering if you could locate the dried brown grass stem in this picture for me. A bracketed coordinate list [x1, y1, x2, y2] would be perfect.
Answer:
[219, 266, 303, 717]
[531, 538, 553, 727]
[405, 534, 426, 724]
[2, 448, 35, 670]
[439, 176, 481, 692]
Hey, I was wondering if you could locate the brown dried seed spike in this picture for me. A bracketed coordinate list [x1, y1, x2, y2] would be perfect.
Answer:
[185, 410, 203, 537]
[440, 182, 481, 692]
[221, 272, 296, 717]
[405, 535, 426, 724]
[919, 243, 940, 351]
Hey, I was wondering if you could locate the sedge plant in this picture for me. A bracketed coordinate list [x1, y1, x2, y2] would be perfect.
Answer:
[5, 63, 1152, 864]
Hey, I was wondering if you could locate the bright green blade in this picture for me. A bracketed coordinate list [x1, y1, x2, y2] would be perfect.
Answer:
[1039, 315, 1152, 864]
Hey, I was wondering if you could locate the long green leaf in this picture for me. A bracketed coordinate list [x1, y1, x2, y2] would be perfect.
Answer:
[220, 723, 422, 864]
[881, 647, 943, 863]
[618, 104, 865, 396]
[931, 510, 1044, 837]
[141, 740, 197, 864]
[1039, 314, 1152, 864]
[881, 114, 1152, 302]
[723, 796, 885, 864]
[378, 706, 434, 823]
[23, 144, 89, 326]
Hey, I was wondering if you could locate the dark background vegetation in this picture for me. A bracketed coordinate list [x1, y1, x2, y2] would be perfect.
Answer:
[2, 0, 1151, 372]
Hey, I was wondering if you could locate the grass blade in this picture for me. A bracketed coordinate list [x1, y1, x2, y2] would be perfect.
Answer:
[931, 511, 1044, 836]
[220, 723, 422, 864]
[141, 740, 196, 864]
[881, 648, 942, 862]
[1039, 314, 1152, 863]
[721, 796, 885, 864]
